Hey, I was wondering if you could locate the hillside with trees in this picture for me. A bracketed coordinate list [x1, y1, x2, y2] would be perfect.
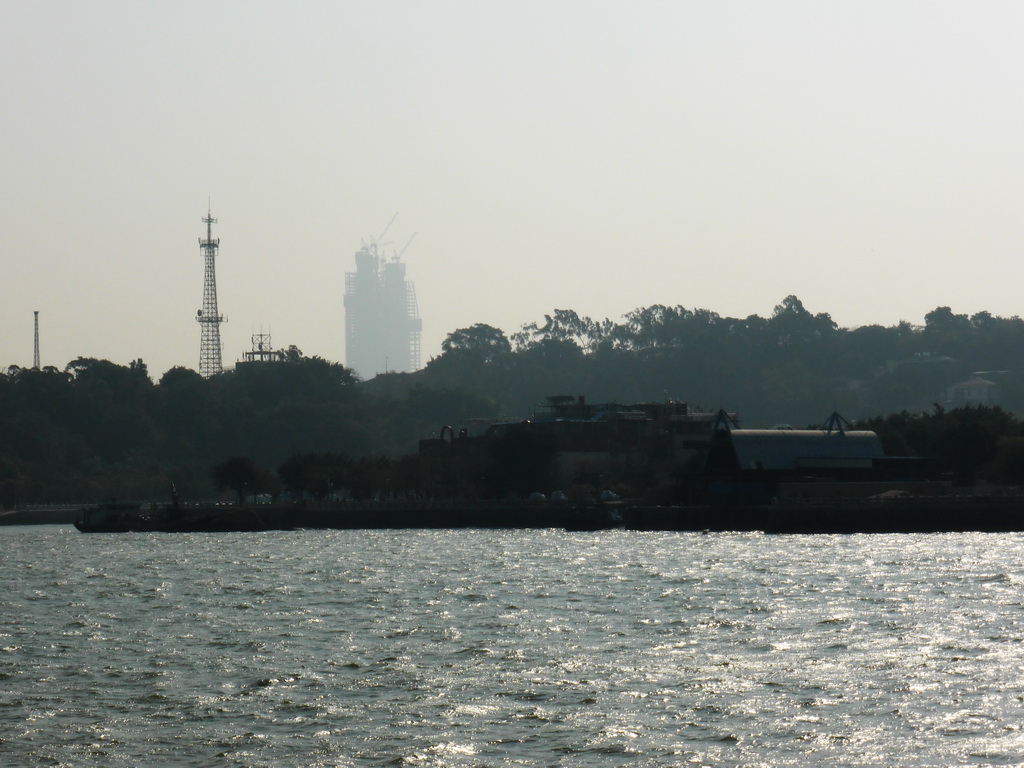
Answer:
[4, 297, 1024, 504]
[0, 350, 494, 505]
[412, 297, 1024, 425]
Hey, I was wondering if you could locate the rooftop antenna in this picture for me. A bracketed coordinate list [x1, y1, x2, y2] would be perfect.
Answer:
[822, 411, 851, 435]
[33, 311, 40, 370]
[196, 202, 225, 377]
[711, 408, 739, 432]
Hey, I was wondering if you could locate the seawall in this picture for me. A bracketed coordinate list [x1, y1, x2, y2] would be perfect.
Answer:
[14, 497, 1024, 534]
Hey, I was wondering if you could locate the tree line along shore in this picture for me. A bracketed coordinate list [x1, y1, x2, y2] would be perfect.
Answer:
[5, 297, 1024, 507]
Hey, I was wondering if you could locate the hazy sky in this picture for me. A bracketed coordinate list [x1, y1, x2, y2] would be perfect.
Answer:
[4, 1, 1024, 378]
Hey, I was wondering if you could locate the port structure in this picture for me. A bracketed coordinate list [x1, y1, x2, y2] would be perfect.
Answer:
[196, 207, 225, 377]
[344, 217, 421, 379]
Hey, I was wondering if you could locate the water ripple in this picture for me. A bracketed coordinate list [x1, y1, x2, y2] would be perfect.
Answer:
[4, 527, 1024, 765]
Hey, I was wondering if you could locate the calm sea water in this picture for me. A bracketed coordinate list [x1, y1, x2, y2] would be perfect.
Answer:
[3, 526, 1024, 767]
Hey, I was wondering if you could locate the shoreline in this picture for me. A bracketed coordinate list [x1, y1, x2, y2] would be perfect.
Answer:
[4, 496, 1020, 534]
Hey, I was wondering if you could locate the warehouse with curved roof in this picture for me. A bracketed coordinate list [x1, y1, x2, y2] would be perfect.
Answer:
[706, 428, 885, 473]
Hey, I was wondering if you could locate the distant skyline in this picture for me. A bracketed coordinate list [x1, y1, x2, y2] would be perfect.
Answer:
[4, 1, 1024, 377]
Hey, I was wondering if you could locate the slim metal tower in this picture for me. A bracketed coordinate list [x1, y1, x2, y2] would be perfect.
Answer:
[33, 311, 40, 370]
[196, 207, 225, 377]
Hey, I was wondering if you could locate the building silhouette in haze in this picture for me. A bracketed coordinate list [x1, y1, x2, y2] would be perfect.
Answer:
[344, 239, 421, 379]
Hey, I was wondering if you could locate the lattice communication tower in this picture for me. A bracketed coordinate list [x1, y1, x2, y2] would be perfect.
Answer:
[196, 207, 225, 377]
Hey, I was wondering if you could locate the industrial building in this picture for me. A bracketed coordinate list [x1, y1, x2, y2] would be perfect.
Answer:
[418, 396, 728, 500]
[418, 399, 947, 506]
[701, 412, 946, 505]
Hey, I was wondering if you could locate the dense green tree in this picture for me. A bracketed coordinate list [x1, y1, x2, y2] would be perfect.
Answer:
[513, 309, 598, 350]
[440, 323, 512, 360]
[426, 325, 513, 395]
[278, 452, 352, 500]
[856, 405, 1019, 481]
[922, 306, 971, 357]
[989, 437, 1024, 485]
[211, 456, 275, 504]
[346, 456, 394, 501]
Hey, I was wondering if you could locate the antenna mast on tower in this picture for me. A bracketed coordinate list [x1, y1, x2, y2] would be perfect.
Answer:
[196, 205, 225, 377]
[33, 311, 40, 370]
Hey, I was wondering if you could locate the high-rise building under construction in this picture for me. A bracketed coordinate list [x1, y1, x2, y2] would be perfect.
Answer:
[344, 236, 421, 379]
